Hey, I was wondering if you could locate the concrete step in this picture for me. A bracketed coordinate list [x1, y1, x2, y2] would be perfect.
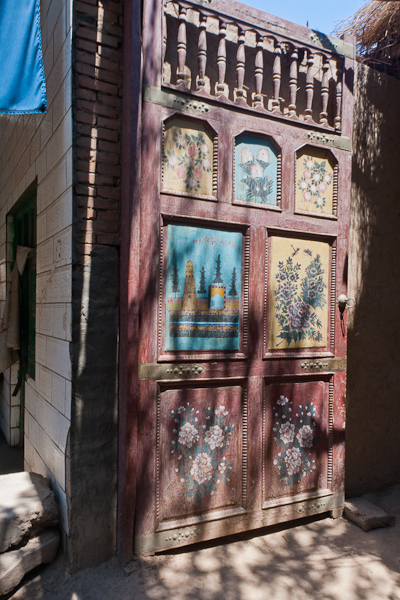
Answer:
[344, 497, 395, 531]
[0, 472, 58, 553]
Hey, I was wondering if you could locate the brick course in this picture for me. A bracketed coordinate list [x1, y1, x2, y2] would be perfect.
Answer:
[73, 0, 122, 257]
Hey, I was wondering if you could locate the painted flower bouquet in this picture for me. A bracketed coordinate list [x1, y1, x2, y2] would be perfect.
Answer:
[164, 128, 212, 192]
[239, 145, 273, 203]
[272, 395, 317, 486]
[170, 403, 234, 502]
[298, 156, 332, 209]
[274, 248, 326, 347]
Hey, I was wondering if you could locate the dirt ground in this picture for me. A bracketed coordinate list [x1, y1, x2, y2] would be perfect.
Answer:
[6, 485, 400, 600]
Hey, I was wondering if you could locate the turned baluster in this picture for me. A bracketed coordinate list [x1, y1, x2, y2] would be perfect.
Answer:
[271, 43, 282, 111]
[197, 14, 207, 90]
[176, 6, 187, 85]
[235, 28, 246, 101]
[253, 33, 264, 107]
[320, 56, 330, 125]
[162, 9, 167, 67]
[161, 10, 167, 78]
[288, 46, 298, 115]
[304, 50, 314, 121]
[334, 62, 343, 131]
[216, 21, 227, 96]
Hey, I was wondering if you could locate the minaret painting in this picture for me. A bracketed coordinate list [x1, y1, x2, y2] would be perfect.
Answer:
[166, 224, 242, 351]
[181, 260, 198, 311]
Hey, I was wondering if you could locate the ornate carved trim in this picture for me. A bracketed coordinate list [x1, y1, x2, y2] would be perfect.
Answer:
[299, 357, 346, 372]
[306, 131, 352, 152]
[139, 363, 205, 380]
[297, 498, 327, 514]
[144, 85, 211, 114]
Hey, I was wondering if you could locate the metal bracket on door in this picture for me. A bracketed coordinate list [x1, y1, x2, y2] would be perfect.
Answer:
[138, 363, 205, 381]
[299, 357, 347, 372]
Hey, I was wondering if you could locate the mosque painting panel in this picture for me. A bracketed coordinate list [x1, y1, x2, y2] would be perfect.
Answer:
[165, 224, 242, 352]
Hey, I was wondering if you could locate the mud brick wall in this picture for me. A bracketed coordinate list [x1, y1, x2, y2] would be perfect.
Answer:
[68, 0, 122, 570]
[347, 63, 400, 496]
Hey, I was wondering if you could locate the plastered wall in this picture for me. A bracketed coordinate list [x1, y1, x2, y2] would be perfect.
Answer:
[0, 0, 73, 540]
[346, 63, 400, 496]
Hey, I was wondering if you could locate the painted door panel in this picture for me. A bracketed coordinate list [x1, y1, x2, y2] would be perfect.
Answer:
[132, 0, 353, 554]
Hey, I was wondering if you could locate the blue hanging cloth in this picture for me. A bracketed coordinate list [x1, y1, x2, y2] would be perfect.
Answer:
[0, 0, 47, 114]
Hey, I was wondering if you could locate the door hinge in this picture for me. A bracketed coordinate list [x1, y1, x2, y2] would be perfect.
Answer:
[138, 363, 205, 381]
[299, 357, 346, 372]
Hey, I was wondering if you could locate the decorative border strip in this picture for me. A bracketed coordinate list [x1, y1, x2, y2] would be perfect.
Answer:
[263, 231, 268, 356]
[242, 385, 248, 508]
[213, 133, 218, 197]
[276, 153, 282, 208]
[242, 233, 250, 356]
[332, 163, 338, 217]
[330, 244, 337, 354]
[161, 120, 165, 194]
[327, 379, 334, 487]
[262, 383, 266, 498]
[158, 221, 165, 358]
[156, 385, 162, 524]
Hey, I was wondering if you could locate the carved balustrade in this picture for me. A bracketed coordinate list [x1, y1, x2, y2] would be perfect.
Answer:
[162, 0, 345, 131]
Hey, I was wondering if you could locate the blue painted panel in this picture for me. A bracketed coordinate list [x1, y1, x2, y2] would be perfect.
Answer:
[235, 135, 278, 206]
[165, 224, 242, 351]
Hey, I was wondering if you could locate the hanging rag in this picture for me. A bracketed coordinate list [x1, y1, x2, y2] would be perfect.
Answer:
[0, 246, 32, 373]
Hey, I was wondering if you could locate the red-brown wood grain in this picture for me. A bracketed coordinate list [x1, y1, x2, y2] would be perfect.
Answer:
[119, 0, 354, 558]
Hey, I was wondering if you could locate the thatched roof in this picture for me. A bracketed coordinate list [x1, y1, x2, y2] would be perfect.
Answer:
[334, 1, 400, 75]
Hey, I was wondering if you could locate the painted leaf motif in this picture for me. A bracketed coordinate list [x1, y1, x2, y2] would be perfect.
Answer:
[273, 396, 317, 487]
[171, 403, 234, 501]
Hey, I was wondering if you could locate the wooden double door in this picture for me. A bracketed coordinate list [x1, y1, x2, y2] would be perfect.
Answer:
[132, 0, 354, 554]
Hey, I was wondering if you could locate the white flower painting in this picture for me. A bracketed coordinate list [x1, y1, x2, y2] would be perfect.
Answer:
[170, 403, 235, 502]
[272, 397, 317, 486]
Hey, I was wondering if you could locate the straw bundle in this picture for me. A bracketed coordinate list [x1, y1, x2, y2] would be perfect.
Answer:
[335, 1, 400, 73]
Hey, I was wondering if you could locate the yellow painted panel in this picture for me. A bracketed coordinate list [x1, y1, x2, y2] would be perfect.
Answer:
[269, 237, 330, 349]
[163, 119, 214, 197]
[295, 148, 334, 215]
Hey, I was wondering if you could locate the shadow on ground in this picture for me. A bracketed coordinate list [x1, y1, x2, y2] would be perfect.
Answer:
[6, 485, 400, 600]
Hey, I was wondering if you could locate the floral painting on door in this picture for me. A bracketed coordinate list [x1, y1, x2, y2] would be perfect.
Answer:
[268, 236, 330, 349]
[295, 148, 335, 215]
[234, 135, 279, 206]
[163, 119, 214, 197]
[159, 385, 243, 521]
